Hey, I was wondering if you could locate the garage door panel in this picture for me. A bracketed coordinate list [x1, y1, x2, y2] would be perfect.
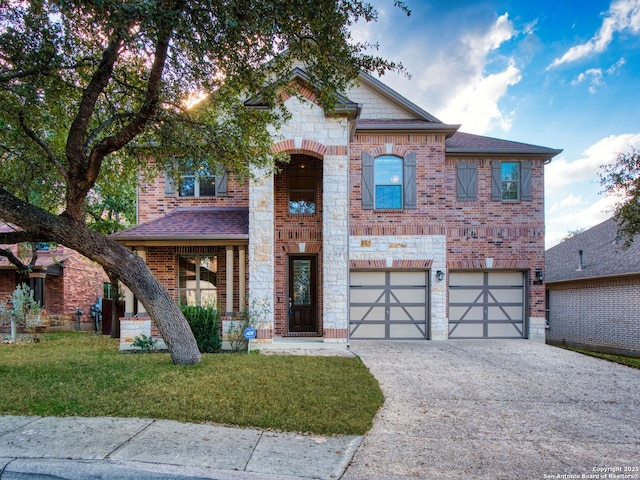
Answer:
[487, 272, 523, 286]
[449, 271, 525, 339]
[390, 323, 427, 338]
[390, 306, 424, 321]
[350, 288, 384, 303]
[488, 323, 523, 337]
[449, 273, 480, 286]
[390, 271, 426, 286]
[351, 271, 386, 285]
[488, 306, 523, 320]
[350, 270, 428, 340]
[449, 289, 482, 303]
[489, 290, 524, 303]
[449, 306, 484, 321]
[350, 323, 385, 339]
[391, 289, 426, 303]
[449, 322, 484, 337]
[351, 305, 386, 321]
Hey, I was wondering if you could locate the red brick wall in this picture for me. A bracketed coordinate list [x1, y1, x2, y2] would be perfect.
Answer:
[145, 245, 248, 314]
[273, 155, 323, 336]
[62, 252, 109, 320]
[349, 133, 546, 318]
[137, 161, 249, 224]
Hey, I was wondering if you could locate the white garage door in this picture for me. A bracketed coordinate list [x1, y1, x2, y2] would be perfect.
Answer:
[448, 271, 526, 339]
[349, 271, 428, 340]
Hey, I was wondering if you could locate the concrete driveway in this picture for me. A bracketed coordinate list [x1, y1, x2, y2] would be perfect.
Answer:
[344, 340, 640, 480]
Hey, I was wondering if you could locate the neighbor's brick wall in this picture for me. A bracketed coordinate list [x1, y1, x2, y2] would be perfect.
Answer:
[349, 133, 546, 320]
[45, 276, 64, 313]
[62, 252, 109, 320]
[546, 276, 640, 356]
[0, 273, 15, 305]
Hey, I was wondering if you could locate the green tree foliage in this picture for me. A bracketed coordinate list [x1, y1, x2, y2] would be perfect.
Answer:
[0, 0, 407, 364]
[600, 148, 640, 248]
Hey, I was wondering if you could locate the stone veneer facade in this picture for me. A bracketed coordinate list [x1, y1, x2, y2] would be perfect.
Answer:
[249, 91, 351, 341]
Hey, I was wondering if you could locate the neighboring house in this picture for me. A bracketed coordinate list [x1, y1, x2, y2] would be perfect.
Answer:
[111, 68, 561, 343]
[0, 223, 108, 324]
[545, 218, 640, 356]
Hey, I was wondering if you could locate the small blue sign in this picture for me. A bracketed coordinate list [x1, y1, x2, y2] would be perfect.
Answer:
[243, 327, 257, 340]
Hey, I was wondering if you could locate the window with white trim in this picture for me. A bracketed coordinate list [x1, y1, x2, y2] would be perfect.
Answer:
[164, 160, 227, 198]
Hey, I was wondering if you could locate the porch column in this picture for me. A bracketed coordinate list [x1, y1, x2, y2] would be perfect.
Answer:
[135, 247, 147, 316]
[248, 167, 275, 340]
[238, 246, 246, 310]
[226, 245, 234, 316]
[124, 286, 135, 317]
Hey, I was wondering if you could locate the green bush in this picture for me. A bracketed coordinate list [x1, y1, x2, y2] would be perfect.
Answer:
[181, 306, 221, 353]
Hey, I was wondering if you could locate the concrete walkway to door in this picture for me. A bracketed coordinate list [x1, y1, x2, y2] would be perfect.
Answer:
[344, 340, 640, 480]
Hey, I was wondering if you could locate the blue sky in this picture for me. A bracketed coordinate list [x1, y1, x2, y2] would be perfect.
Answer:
[355, 0, 640, 247]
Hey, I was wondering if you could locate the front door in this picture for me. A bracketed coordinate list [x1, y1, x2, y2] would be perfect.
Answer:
[288, 255, 317, 333]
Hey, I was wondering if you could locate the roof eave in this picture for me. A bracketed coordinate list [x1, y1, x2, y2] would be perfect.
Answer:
[546, 270, 640, 284]
[113, 235, 249, 247]
[446, 148, 563, 160]
[356, 123, 460, 137]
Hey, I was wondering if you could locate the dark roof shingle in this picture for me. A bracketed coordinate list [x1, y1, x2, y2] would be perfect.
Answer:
[110, 207, 249, 242]
[545, 218, 640, 283]
[446, 132, 562, 158]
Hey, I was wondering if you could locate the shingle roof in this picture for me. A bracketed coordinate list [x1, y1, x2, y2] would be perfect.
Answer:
[446, 132, 562, 159]
[110, 207, 249, 243]
[545, 218, 640, 283]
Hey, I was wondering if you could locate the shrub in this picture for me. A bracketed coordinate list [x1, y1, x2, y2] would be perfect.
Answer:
[181, 305, 221, 353]
[132, 334, 157, 352]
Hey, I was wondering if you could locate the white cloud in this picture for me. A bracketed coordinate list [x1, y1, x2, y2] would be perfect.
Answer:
[548, 0, 640, 69]
[571, 68, 604, 93]
[569, 58, 627, 93]
[546, 195, 620, 248]
[545, 132, 640, 247]
[439, 62, 521, 133]
[546, 133, 640, 191]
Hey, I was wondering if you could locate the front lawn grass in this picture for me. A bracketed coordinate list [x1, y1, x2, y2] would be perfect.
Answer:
[0, 332, 383, 435]
[567, 347, 640, 369]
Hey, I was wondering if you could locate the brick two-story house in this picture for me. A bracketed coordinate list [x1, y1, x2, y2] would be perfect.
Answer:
[0, 223, 108, 326]
[111, 68, 561, 344]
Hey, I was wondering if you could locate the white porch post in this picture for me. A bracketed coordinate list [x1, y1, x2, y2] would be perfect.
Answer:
[238, 246, 246, 311]
[226, 245, 234, 316]
[135, 247, 147, 315]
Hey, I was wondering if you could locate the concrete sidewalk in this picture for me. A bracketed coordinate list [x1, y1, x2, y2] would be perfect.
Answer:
[0, 416, 361, 479]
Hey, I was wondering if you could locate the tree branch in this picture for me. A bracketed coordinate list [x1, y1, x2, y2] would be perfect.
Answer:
[17, 111, 67, 180]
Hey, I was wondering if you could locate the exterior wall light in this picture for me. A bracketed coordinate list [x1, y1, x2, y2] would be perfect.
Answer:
[436, 270, 445, 281]
[535, 270, 544, 281]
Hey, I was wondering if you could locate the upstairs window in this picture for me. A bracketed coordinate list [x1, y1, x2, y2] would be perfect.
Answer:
[179, 161, 216, 197]
[491, 161, 532, 202]
[289, 163, 316, 214]
[501, 162, 520, 200]
[362, 152, 416, 210]
[164, 160, 227, 198]
[374, 156, 403, 209]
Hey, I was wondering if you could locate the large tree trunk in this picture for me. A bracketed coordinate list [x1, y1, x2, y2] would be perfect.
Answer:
[0, 190, 201, 365]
